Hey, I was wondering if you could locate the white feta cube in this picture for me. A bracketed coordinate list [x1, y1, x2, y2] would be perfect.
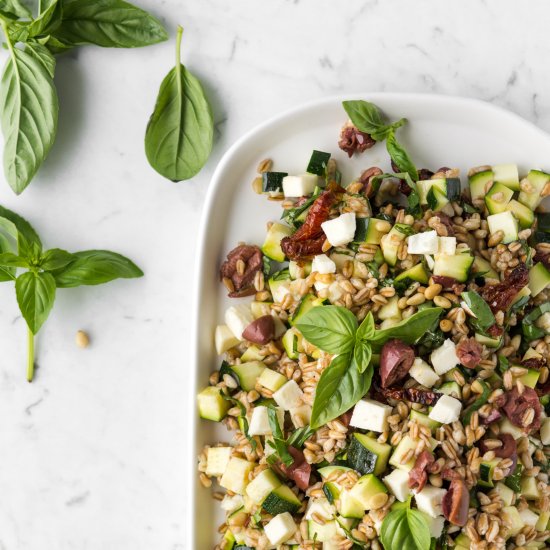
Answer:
[271, 281, 291, 304]
[248, 406, 284, 436]
[225, 304, 254, 340]
[414, 485, 447, 518]
[429, 395, 462, 424]
[312, 254, 336, 274]
[328, 281, 344, 302]
[410, 358, 440, 388]
[349, 398, 392, 433]
[282, 174, 318, 198]
[304, 498, 336, 521]
[383, 468, 411, 502]
[221, 494, 244, 513]
[264, 512, 297, 546]
[321, 213, 356, 247]
[426, 515, 445, 538]
[273, 380, 303, 410]
[290, 404, 312, 428]
[215, 324, 240, 354]
[430, 339, 460, 375]
[314, 280, 330, 292]
[407, 230, 439, 254]
[438, 236, 457, 255]
[540, 417, 550, 445]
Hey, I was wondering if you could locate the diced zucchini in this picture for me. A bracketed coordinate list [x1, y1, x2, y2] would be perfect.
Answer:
[485, 182, 514, 214]
[475, 332, 502, 349]
[495, 482, 515, 506]
[493, 163, 520, 190]
[349, 474, 387, 510]
[529, 262, 550, 297]
[347, 433, 391, 476]
[469, 169, 493, 201]
[215, 324, 240, 355]
[518, 170, 550, 210]
[308, 519, 338, 542]
[282, 328, 303, 359]
[230, 361, 266, 391]
[198, 387, 230, 422]
[323, 482, 340, 503]
[502, 506, 524, 536]
[289, 260, 311, 279]
[500, 418, 525, 440]
[318, 465, 354, 482]
[380, 224, 412, 266]
[478, 459, 500, 488]
[262, 223, 293, 262]
[246, 469, 281, 504]
[535, 510, 550, 532]
[262, 171, 288, 193]
[437, 381, 462, 399]
[355, 217, 392, 245]
[394, 263, 430, 286]
[417, 178, 447, 205]
[378, 296, 401, 321]
[307, 150, 331, 176]
[269, 269, 291, 303]
[289, 294, 325, 326]
[250, 301, 272, 319]
[519, 368, 540, 389]
[262, 484, 302, 515]
[433, 252, 473, 282]
[241, 345, 264, 362]
[389, 434, 437, 471]
[471, 256, 498, 279]
[220, 457, 256, 495]
[455, 532, 472, 549]
[506, 199, 535, 229]
[409, 409, 441, 431]
[338, 490, 364, 519]
[487, 211, 518, 244]
[206, 447, 232, 477]
[521, 476, 541, 500]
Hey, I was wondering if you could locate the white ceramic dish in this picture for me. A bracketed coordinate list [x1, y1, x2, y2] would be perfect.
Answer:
[188, 93, 550, 548]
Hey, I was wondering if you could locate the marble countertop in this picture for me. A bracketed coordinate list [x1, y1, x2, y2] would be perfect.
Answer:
[1, 0, 550, 548]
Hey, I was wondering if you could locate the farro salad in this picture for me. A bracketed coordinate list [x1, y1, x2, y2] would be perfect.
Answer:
[197, 100, 550, 550]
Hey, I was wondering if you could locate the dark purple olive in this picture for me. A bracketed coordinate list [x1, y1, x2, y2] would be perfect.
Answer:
[242, 315, 275, 345]
[380, 339, 415, 388]
[442, 479, 469, 526]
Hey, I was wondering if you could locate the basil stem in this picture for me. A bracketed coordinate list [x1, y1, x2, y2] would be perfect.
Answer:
[27, 326, 34, 383]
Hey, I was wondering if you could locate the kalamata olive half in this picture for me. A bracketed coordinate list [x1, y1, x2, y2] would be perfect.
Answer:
[442, 478, 469, 526]
[242, 315, 275, 345]
[380, 339, 415, 388]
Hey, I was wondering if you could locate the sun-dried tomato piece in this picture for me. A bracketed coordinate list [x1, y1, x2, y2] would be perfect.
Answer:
[456, 338, 482, 369]
[521, 357, 546, 369]
[380, 386, 441, 406]
[442, 479, 469, 526]
[278, 446, 311, 490]
[495, 386, 542, 433]
[220, 244, 263, 298]
[338, 123, 376, 157]
[486, 324, 504, 338]
[408, 451, 436, 492]
[380, 339, 415, 388]
[281, 191, 336, 260]
[431, 275, 464, 294]
[481, 264, 529, 313]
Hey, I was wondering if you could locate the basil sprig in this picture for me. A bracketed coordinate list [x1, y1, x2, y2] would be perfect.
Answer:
[380, 500, 431, 550]
[386, 128, 418, 181]
[145, 26, 214, 181]
[342, 100, 405, 142]
[0, 1, 167, 194]
[295, 306, 443, 428]
[0, 205, 143, 381]
[461, 291, 495, 334]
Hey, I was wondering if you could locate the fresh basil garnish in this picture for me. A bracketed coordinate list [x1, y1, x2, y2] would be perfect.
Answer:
[145, 25, 214, 181]
[342, 99, 405, 141]
[461, 291, 495, 333]
[380, 501, 431, 550]
[386, 128, 418, 182]
[266, 407, 293, 466]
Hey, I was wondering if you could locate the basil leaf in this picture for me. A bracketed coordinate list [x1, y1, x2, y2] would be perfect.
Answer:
[145, 26, 213, 181]
[353, 339, 372, 374]
[52, 250, 143, 287]
[0, 36, 58, 195]
[52, 0, 168, 48]
[342, 100, 385, 135]
[0, 252, 28, 267]
[9, 0, 62, 42]
[15, 271, 56, 334]
[40, 248, 75, 271]
[0, 207, 42, 259]
[267, 407, 293, 466]
[295, 305, 358, 354]
[310, 353, 373, 429]
[0, 234, 16, 281]
[380, 506, 431, 550]
[461, 291, 495, 332]
[24, 41, 56, 79]
[222, 394, 256, 452]
[386, 129, 418, 182]
[371, 308, 443, 346]
[286, 426, 315, 449]
[1, 0, 31, 19]
[356, 311, 375, 341]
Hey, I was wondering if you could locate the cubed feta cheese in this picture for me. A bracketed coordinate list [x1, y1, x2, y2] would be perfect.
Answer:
[312, 254, 336, 274]
[290, 404, 312, 428]
[328, 281, 344, 302]
[282, 174, 318, 198]
[221, 494, 244, 513]
[321, 213, 356, 247]
[304, 498, 336, 521]
[273, 380, 303, 410]
[215, 324, 240, 354]
[206, 446, 232, 477]
[438, 236, 457, 255]
[383, 468, 411, 502]
[349, 398, 392, 432]
[429, 395, 462, 424]
[271, 281, 291, 304]
[414, 485, 447, 517]
[540, 417, 550, 445]
[248, 406, 284, 436]
[407, 230, 439, 254]
[264, 512, 297, 545]
[314, 280, 330, 292]
[410, 358, 440, 388]
[425, 515, 445, 538]
[430, 339, 460, 375]
[225, 305, 254, 340]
